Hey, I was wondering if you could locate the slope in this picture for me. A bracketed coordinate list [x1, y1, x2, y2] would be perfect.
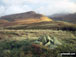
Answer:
[0, 11, 52, 26]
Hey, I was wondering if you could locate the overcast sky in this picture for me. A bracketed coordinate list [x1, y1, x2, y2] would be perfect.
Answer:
[0, 0, 76, 16]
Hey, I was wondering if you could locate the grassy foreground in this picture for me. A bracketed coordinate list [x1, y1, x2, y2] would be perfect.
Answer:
[0, 30, 76, 57]
[0, 39, 76, 57]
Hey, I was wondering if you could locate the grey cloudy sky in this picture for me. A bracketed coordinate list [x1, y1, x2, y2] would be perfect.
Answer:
[0, 0, 76, 16]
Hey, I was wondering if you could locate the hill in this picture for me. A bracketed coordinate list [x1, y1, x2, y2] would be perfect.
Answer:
[0, 11, 76, 31]
[4, 21, 76, 31]
[0, 11, 52, 26]
[49, 13, 76, 24]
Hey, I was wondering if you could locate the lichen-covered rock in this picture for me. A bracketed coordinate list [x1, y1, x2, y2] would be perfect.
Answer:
[34, 35, 62, 49]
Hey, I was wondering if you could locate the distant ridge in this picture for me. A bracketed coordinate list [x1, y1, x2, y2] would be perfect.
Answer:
[49, 13, 76, 24]
[0, 11, 53, 26]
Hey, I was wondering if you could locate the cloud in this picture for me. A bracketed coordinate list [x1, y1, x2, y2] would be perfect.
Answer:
[4, 5, 32, 15]
[0, 0, 76, 16]
[35, 0, 76, 15]
[0, 5, 5, 16]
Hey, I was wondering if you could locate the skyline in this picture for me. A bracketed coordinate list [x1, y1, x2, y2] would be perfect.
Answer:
[0, 0, 76, 16]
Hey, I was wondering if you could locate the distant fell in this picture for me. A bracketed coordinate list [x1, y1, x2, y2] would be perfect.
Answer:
[49, 13, 76, 24]
[0, 11, 53, 26]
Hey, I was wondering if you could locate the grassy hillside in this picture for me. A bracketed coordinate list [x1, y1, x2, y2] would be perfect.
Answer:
[4, 21, 76, 31]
